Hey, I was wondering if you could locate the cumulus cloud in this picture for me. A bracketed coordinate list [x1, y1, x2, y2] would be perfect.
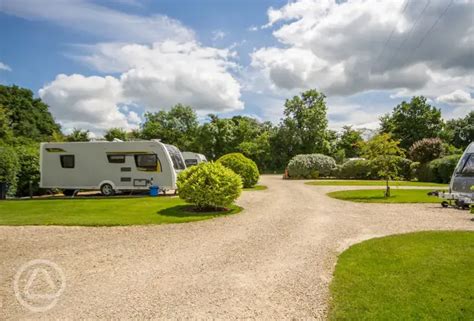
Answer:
[252, 0, 474, 98]
[0, 62, 11, 71]
[437, 89, 474, 105]
[40, 41, 244, 133]
[1, 0, 194, 43]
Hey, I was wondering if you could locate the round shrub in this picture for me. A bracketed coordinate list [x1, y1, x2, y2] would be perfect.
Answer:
[409, 138, 443, 163]
[0, 145, 19, 196]
[217, 153, 259, 188]
[287, 154, 336, 179]
[177, 162, 242, 209]
[417, 154, 461, 183]
[337, 159, 374, 179]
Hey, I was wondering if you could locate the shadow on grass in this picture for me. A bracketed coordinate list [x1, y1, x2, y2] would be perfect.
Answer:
[158, 205, 243, 218]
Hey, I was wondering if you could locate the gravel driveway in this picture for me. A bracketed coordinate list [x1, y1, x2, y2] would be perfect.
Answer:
[1, 175, 473, 320]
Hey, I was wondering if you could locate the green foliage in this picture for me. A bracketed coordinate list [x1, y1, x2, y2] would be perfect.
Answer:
[14, 144, 41, 197]
[408, 137, 444, 163]
[281, 89, 329, 155]
[0, 104, 12, 142]
[361, 133, 404, 160]
[393, 156, 413, 180]
[0, 145, 19, 196]
[177, 162, 242, 209]
[380, 96, 443, 149]
[337, 159, 376, 179]
[66, 128, 90, 142]
[217, 153, 260, 188]
[417, 154, 461, 183]
[104, 127, 128, 141]
[0, 85, 61, 141]
[141, 104, 199, 151]
[442, 111, 474, 149]
[287, 154, 336, 179]
[336, 126, 363, 159]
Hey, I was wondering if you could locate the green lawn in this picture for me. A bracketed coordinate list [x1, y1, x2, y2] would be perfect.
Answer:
[329, 231, 474, 320]
[244, 185, 268, 191]
[0, 197, 242, 226]
[307, 180, 448, 187]
[327, 189, 441, 203]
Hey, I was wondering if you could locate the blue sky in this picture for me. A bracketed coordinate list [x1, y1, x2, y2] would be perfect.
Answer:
[0, 0, 472, 135]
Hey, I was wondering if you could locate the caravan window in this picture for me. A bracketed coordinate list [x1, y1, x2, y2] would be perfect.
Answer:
[460, 154, 474, 176]
[60, 155, 75, 168]
[165, 145, 186, 170]
[135, 154, 159, 171]
[185, 159, 198, 167]
[107, 155, 126, 163]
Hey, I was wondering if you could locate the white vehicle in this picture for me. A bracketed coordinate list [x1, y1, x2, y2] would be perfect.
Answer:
[182, 151, 208, 167]
[435, 142, 474, 209]
[40, 140, 186, 196]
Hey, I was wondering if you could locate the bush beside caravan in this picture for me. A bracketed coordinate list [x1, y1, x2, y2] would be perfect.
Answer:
[40, 140, 186, 196]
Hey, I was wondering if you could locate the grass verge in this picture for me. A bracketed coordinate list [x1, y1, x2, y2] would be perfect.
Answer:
[307, 180, 448, 187]
[329, 231, 474, 320]
[244, 185, 268, 191]
[327, 189, 441, 203]
[0, 197, 242, 226]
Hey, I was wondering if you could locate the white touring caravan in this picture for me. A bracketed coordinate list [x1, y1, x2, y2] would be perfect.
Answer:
[182, 152, 208, 167]
[434, 142, 474, 209]
[40, 140, 186, 196]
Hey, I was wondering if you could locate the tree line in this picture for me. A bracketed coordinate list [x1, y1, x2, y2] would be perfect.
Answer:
[0, 84, 473, 196]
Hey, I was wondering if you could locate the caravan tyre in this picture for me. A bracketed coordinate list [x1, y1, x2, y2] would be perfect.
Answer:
[100, 183, 115, 197]
[63, 189, 76, 197]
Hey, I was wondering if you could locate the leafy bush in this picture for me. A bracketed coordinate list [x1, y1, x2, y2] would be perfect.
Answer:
[177, 162, 242, 209]
[409, 138, 444, 163]
[217, 153, 259, 188]
[287, 154, 336, 179]
[337, 159, 375, 179]
[0, 145, 19, 196]
[394, 157, 413, 180]
[417, 154, 461, 183]
[15, 144, 41, 197]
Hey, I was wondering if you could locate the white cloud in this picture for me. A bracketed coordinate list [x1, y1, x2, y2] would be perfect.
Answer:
[39, 41, 244, 134]
[252, 0, 474, 100]
[1, 0, 194, 43]
[437, 89, 474, 105]
[212, 30, 226, 41]
[0, 62, 11, 71]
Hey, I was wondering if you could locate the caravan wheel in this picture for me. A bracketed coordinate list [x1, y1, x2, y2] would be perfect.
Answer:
[100, 183, 115, 197]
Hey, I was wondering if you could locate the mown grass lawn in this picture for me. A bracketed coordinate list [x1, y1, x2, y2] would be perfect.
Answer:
[307, 180, 448, 187]
[243, 185, 268, 191]
[327, 189, 441, 203]
[0, 197, 242, 226]
[330, 231, 474, 320]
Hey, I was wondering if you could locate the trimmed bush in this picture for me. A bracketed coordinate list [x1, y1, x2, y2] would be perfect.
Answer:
[177, 162, 242, 209]
[417, 154, 461, 183]
[394, 157, 413, 180]
[409, 138, 443, 163]
[337, 159, 375, 179]
[0, 145, 19, 196]
[287, 154, 336, 179]
[217, 153, 259, 188]
[15, 144, 41, 197]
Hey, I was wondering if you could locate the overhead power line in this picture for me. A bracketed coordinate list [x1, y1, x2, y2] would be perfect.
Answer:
[411, 0, 455, 53]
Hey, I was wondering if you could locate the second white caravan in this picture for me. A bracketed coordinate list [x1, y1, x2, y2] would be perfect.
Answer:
[182, 152, 208, 167]
[40, 140, 186, 196]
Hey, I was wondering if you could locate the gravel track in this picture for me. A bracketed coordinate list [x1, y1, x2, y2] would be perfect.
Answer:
[1, 175, 473, 320]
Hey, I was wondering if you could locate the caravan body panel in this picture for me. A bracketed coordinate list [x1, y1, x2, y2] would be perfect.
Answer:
[40, 141, 179, 191]
[182, 152, 208, 167]
[449, 142, 474, 194]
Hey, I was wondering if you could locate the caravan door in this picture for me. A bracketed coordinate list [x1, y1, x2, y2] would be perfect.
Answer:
[451, 152, 474, 193]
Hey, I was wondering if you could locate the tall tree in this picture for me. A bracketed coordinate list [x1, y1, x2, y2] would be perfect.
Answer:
[0, 85, 60, 141]
[380, 96, 443, 150]
[0, 104, 12, 141]
[66, 129, 90, 142]
[336, 126, 364, 159]
[442, 111, 474, 149]
[197, 115, 236, 159]
[140, 104, 199, 150]
[104, 128, 128, 141]
[281, 89, 329, 155]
